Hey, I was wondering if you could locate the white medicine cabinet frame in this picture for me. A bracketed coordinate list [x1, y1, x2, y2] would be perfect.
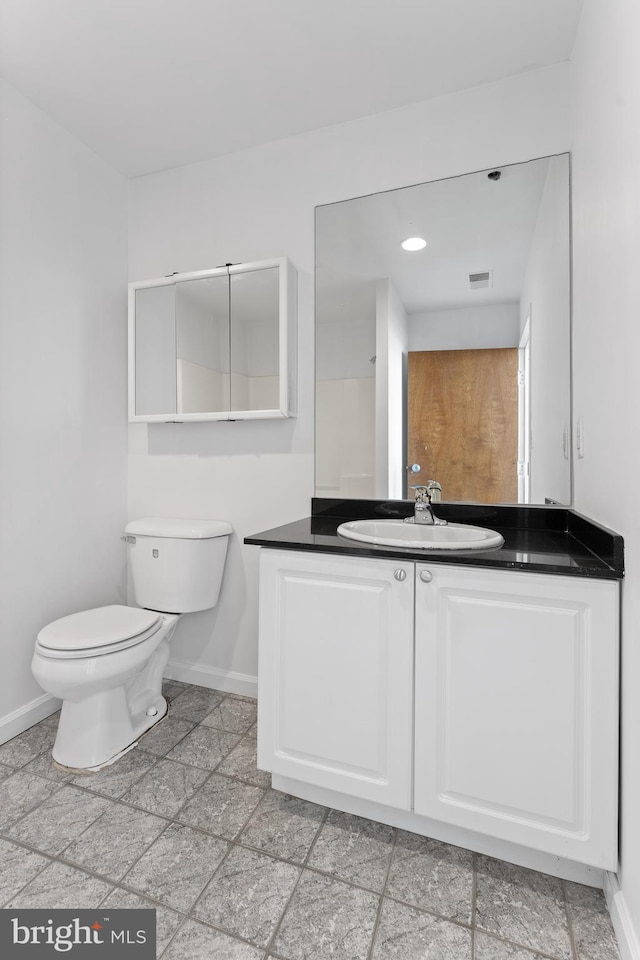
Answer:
[128, 257, 296, 422]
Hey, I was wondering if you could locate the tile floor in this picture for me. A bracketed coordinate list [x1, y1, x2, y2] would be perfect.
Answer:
[0, 681, 621, 960]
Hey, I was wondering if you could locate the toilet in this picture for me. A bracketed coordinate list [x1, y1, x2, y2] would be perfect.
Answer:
[32, 517, 232, 771]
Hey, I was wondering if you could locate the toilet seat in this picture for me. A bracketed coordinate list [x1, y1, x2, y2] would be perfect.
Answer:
[36, 605, 163, 660]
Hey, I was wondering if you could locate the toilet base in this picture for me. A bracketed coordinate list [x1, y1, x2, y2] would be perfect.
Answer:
[53, 703, 167, 773]
[52, 691, 168, 770]
[44, 627, 177, 771]
[54, 739, 137, 775]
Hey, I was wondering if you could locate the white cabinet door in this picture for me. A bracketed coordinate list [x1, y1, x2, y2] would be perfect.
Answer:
[414, 563, 619, 868]
[258, 549, 414, 808]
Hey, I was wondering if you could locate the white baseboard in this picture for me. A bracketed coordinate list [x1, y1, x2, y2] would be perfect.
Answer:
[0, 665, 257, 745]
[604, 872, 640, 960]
[165, 658, 257, 699]
[0, 693, 61, 745]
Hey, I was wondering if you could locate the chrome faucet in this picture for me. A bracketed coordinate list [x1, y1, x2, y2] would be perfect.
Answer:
[425, 479, 442, 502]
[407, 485, 448, 526]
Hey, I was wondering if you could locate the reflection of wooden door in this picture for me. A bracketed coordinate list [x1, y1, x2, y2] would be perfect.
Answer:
[407, 348, 518, 503]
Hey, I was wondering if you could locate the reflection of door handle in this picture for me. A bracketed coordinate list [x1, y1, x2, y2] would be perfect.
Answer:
[406, 464, 421, 473]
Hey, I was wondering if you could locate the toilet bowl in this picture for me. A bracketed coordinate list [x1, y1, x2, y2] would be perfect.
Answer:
[32, 517, 232, 771]
[32, 605, 179, 770]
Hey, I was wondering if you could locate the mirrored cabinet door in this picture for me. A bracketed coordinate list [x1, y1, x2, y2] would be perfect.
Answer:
[175, 274, 230, 415]
[230, 266, 280, 414]
[134, 285, 176, 417]
[128, 258, 295, 422]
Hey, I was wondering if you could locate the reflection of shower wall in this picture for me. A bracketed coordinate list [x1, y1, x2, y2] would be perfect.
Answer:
[231, 374, 279, 410]
[177, 359, 228, 411]
[316, 377, 375, 496]
[230, 309, 280, 410]
[316, 304, 377, 496]
[176, 285, 228, 413]
[175, 285, 281, 413]
[177, 364, 278, 413]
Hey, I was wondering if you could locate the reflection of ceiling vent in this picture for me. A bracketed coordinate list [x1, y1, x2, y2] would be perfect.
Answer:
[469, 270, 492, 290]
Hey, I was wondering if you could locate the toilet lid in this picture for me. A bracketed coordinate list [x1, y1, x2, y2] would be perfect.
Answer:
[37, 605, 162, 653]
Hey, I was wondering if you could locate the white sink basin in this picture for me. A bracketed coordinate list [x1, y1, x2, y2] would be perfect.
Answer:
[336, 518, 504, 551]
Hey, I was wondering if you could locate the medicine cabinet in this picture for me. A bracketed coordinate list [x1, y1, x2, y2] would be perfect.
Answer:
[128, 257, 296, 422]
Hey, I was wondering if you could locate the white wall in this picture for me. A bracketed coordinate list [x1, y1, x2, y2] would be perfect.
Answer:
[375, 279, 408, 499]
[0, 80, 128, 735]
[520, 156, 571, 504]
[409, 302, 520, 351]
[128, 63, 571, 692]
[571, 0, 640, 950]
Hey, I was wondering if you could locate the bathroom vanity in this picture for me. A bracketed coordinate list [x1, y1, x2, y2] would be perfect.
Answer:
[246, 500, 623, 878]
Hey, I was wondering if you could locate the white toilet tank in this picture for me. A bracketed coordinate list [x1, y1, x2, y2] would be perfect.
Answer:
[125, 518, 232, 613]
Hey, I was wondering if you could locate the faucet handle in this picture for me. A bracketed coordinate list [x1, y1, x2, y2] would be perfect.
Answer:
[411, 485, 430, 503]
[425, 479, 442, 502]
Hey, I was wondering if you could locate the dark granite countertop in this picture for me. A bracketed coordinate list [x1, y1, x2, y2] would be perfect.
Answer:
[244, 499, 624, 580]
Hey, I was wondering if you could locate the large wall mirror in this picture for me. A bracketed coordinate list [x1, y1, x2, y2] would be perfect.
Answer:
[315, 154, 571, 505]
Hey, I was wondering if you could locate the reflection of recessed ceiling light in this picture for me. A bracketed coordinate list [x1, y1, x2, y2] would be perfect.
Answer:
[401, 236, 427, 251]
